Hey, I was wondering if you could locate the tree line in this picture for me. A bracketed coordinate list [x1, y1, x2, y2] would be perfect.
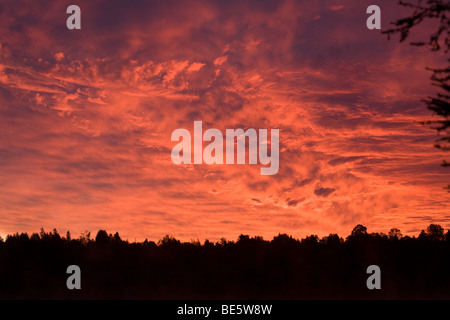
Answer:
[2, 223, 449, 246]
[1, 224, 450, 299]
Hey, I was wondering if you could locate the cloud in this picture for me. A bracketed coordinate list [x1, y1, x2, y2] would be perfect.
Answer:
[314, 187, 336, 198]
[328, 156, 365, 166]
[286, 198, 305, 207]
[251, 198, 262, 205]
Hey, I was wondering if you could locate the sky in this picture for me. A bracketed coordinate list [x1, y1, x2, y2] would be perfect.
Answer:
[0, 0, 449, 242]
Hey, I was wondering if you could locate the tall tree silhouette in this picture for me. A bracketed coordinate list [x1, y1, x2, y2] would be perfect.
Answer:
[384, 0, 450, 190]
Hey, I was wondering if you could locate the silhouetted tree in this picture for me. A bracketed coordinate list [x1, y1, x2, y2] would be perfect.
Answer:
[383, 0, 450, 51]
[51, 228, 61, 241]
[272, 233, 299, 248]
[112, 232, 122, 243]
[79, 230, 91, 244]
[30, 232, 40, 241]
[237, 234, 250, 243]
[204, 239, 214, 247]
[351, 224, 368, 236]
[322, 233, 342, 245]
[95, 230, 110, 244]
[39, 227, 48, 240]
[427, 223, 445, 240]
[301, 234, 319, 244]
[384, 0, 450, 190]
[216, 237, 228, 246]
[388, 227, 403, 240]
[272, 233, 295, 242]
[418, 229, 429, 240]
[346, 224, 371, 244]
[158, 235, 181, 247]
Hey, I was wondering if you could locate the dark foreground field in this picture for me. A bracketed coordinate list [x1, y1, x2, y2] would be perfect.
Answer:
[1, 224, 450, 299]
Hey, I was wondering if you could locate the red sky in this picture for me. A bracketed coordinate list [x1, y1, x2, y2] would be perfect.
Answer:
[0, 0, 449, 242]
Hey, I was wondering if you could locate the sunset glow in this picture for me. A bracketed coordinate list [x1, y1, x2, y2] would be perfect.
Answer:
[0, 0, 449, 242]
